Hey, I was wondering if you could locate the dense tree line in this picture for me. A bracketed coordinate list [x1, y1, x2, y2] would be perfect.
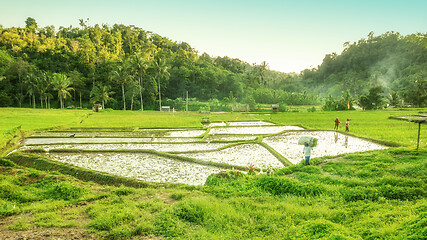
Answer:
[0, 18, 302, 110]
[0, 18, 426, 110]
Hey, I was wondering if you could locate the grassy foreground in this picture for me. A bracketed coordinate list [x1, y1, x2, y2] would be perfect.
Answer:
[0, 108, 426, 239]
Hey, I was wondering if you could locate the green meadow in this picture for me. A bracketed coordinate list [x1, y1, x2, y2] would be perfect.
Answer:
[0, 108, 426, 239]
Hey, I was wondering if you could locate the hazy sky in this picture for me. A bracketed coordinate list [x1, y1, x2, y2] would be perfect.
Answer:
[1, 0, 426, 73]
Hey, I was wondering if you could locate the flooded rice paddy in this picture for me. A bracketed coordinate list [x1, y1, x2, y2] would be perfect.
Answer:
[47, 152, 223, 185]
[17, 122, 388, 185]
[179, 143, 284, 169]
[263, 131, 387, 165]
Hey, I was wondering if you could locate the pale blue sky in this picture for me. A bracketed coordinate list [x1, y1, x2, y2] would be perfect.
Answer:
[1, 0, 426, 73]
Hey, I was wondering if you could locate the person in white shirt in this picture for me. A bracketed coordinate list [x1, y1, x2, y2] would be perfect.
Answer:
[303, 143, 312, 165]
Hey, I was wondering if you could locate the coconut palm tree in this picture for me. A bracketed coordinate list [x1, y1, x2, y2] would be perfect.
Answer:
[111, 65, 130, 110]
[152, 56, 170, 111]
[90, 83, 114, 109]
[24, 73, 38, 108]
[129, 54, 149, 111]
[52, 73, 73, 109]
[36, 71, 52, 109]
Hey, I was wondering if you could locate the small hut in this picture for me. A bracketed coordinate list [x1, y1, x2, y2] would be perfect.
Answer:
[93, 104, 102, 112]
[271, 104, 279, 112]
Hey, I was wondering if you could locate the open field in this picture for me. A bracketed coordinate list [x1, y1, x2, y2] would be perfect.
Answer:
[0, 107, 426, 239]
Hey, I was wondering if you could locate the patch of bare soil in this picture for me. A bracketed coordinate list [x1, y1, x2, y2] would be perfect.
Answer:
[0, 226, 100, 240]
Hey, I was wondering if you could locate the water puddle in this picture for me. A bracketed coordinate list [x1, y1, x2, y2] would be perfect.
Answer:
[179, 143, 284, 169]
[209, 126, 303, 135]
[16, 123, 389, 185]
[21, 143, 228, 152]
[23, 137, 200, 145]
[46, 152, 223, 185]
[263, 131, 387, 164]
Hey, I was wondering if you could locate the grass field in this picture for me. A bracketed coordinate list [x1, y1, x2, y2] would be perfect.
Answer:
[0, 107, 426, 239]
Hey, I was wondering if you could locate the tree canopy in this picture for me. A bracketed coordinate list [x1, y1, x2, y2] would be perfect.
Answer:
[0, 18, 426, 109]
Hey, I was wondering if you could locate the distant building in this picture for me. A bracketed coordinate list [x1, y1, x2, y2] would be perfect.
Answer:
[93, 104, 102, 112]
[271, 104, 279, 112]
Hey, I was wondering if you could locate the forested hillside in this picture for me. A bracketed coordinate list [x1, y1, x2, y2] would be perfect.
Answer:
[300, 31, 427, 107]
[0, 18, 426, 110]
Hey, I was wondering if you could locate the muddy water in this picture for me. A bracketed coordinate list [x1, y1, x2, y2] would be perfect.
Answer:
[18, 124, 389, 186]
[263, 131, 387, 165]
[209, 126, 303, 135]
[23, 137, 200, 145]
[30, 129, 206, 138]
[47, 152, 223, 185]
[21, 143, 228, 152]
[179, 143, 284, 169]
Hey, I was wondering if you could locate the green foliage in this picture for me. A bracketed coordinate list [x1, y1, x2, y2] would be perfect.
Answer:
[255, 176, 324, 197]
[0, 158, 16, 167]
[42, 181, 85, 200]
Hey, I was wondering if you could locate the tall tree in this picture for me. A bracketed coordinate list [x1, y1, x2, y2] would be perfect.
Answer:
[52, 73, 73, 109]
[152, 56, 170, 111]
[24, 73, 38, 108]
[90, 83, 114, 109]
[7, 58, 32, 107]
[129, 54, 149, 111]
[111, 65, 130, 110]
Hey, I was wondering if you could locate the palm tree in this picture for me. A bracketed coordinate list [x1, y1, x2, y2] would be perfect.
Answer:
[111, 65, 130, 110]
[130, 54, 149, 111]
[152, 56, 170, 111]
[36, 71, 52, 109]
[52, 73, 73, 109]
[90, 83, 114, 109]
[259, 61, 269, 87]
[24, 73, 38, 108]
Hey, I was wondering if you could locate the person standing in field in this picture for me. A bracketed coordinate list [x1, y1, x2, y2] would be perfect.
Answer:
[345, 118, 350, 132]
[334, 118, 340, 130]
[303, 143, 312, 165]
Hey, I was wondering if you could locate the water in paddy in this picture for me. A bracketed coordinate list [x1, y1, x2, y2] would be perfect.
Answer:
[18, 124, 388, 185]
